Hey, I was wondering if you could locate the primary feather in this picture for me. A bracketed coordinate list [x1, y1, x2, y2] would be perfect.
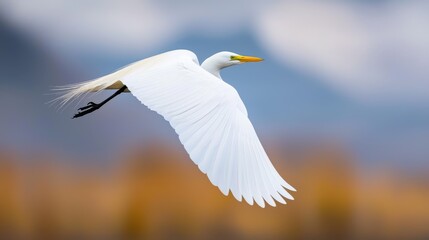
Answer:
[55, 50, 296, 207]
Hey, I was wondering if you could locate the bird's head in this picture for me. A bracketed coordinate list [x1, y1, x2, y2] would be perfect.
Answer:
[217, 51, 263, 67]
[201, 51, 263, 77]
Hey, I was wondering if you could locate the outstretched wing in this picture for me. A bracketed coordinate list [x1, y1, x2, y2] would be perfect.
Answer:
[121, 50, 295, 207]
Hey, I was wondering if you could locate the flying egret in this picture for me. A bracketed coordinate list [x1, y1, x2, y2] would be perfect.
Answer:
[54, 50, 296, 207]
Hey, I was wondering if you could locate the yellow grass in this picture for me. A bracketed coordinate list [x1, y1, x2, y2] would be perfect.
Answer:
[0, 144, 428, 239]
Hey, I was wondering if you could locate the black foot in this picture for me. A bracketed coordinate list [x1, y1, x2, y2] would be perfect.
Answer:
[73, 102, 101, 119]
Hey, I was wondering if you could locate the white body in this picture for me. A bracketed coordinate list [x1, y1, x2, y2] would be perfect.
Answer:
[55, 50, 295, 207]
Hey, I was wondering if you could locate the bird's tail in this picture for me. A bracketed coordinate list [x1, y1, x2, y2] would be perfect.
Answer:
[50, 72, 123, 108]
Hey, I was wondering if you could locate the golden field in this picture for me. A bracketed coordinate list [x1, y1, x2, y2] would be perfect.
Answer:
[0, 143, 428, 240]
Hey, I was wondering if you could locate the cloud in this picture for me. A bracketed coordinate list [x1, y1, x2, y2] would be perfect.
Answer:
[1, 0, 428, 103]
[0, 0, 180, 53]
[255, 1, 429, 104]
[0, 0, 276, 54]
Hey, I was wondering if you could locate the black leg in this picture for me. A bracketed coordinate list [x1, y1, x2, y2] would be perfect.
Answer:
[73, 85, 128, 119]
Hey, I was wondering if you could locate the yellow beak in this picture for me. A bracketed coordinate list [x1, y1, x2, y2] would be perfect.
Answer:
[231, 55, 264, 62]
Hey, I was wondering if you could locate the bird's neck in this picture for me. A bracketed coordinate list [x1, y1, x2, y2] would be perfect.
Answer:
[201, 57, 224, 79]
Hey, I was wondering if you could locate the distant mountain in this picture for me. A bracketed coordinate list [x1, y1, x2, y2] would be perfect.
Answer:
[0, 18, 79, 88]
[0, 18, 87, 157]
[163, 31, 429, 167]
[1, 20, 428, 167]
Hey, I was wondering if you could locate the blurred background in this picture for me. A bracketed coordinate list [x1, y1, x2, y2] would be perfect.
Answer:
[1, 0, 429, 239]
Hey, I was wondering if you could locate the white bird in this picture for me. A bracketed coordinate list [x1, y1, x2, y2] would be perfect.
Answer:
[54, 50, 296, 207]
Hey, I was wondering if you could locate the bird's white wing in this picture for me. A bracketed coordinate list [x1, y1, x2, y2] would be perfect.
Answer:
[121, 50, 295, 207]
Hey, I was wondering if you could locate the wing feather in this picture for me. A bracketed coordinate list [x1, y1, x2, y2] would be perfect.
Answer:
[120, 50, 295, 207]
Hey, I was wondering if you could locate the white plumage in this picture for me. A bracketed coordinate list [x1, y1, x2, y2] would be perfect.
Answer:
[55, 50, 296, 207]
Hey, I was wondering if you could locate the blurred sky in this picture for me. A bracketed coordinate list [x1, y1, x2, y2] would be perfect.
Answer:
[0, 0, 428, 167]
